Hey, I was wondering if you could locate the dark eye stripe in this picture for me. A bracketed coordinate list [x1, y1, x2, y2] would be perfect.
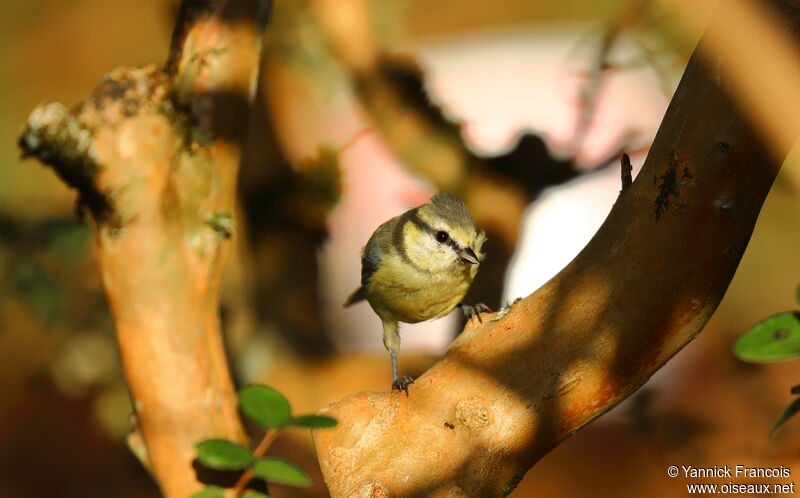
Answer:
[408, 209, 464, 252]
[407, 209, 434, 233]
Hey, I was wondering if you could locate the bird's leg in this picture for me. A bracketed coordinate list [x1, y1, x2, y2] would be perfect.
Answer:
[390, 347, 399, 382]
[383, 320, 413, 395]
[390, 349, 413, 395]
[458, 302, 492, 323]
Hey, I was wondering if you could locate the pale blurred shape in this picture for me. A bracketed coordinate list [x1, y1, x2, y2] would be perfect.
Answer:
[503, 164, 643, 302]
[50, 331, 119, 398]
[411, 27, 673, 301]
[414, 27, 669, 163]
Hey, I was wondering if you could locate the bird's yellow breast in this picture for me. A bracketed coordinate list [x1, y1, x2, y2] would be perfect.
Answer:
[365, 251, 475, 323]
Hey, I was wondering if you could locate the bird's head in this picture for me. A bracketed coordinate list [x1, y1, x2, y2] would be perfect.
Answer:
[404, 193, 486, 274]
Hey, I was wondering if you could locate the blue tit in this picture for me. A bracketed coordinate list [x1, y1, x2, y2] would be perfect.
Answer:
[344, 193, 488, 394]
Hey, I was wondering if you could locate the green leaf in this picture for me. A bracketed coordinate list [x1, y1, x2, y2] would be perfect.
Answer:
[288, 414, 338, 428]
[795, 283, 800, 307]
[189, 485, 225, 498]
[733, 312, 800, 363]
[771, 397, 800, 437]
[239, 385, 292, 428]
[241, 492, 271, 498]
[195, 439, 253, 470]
[252, 457, 311, 487]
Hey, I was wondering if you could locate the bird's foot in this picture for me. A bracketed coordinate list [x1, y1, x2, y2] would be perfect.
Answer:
[459, 302, 492, 323]
[392, 375, 415, 396]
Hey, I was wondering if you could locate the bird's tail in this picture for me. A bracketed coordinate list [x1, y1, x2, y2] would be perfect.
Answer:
[344, 286, 367, 307]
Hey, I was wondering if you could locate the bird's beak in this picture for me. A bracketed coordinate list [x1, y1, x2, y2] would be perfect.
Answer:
[459, 247, 480, 265]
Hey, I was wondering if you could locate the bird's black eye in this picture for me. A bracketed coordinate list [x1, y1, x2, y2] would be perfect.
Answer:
[436, 231, 449, 243]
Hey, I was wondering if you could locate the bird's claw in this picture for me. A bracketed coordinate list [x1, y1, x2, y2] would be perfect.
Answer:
[392, 375, 414, 396]
[459, 302, 492, 323]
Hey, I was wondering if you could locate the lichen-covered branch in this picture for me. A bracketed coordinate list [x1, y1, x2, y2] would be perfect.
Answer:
[19, 1, 270, 496]
[312, 3, 796, 497]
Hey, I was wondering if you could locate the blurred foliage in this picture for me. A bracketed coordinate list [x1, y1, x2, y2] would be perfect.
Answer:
[772, 398, 800, 437]
[264, 0, 351, 96]
[242, 492, 270, 498]
[0, 215, 97, 330]
[292, 148, 342, 234]
[235, 91, 343, 358]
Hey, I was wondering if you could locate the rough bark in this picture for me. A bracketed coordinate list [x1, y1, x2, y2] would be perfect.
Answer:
[312, 6, 796, 498]
[19, 1, 270, 496]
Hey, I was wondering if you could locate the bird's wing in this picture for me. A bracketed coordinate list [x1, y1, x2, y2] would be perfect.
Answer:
[361, 241, 381, 286]
[345, 217, 395, 307]
[343, 244, 380, 307]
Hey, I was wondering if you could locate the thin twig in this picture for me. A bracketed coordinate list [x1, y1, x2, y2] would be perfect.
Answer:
[231, 430, 280, 496]
[620, 152, 633, 193]
[572, 0, 646, 151]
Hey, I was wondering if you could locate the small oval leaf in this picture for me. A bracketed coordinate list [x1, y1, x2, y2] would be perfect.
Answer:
[240, 385, 292, 428]
[288, 415, 338, 428]
[771, 397, 800, 437]
[189, 485, 225, 498]
[252, 457, 311, 486]
[241, 492, 271, 498]
[196, 439, 253, 470]
[733, 312, 800, 363]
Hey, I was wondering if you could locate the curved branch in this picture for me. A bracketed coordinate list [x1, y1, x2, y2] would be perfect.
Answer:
[312, 4, 796, 497]
[19, 1, 270, 496]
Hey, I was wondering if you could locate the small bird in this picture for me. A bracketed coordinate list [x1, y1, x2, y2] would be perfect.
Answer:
[344, 193, 489, 394]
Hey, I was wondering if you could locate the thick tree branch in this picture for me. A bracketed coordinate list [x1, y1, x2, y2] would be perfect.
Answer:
[313, 3, 797, 497]
[19, 1, 270, 496]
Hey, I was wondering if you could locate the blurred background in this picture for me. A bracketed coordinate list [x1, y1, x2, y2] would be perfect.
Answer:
[1, 0, 799, 496]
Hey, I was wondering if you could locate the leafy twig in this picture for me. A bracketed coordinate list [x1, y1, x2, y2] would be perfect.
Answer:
[231, 430, 279, 496]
